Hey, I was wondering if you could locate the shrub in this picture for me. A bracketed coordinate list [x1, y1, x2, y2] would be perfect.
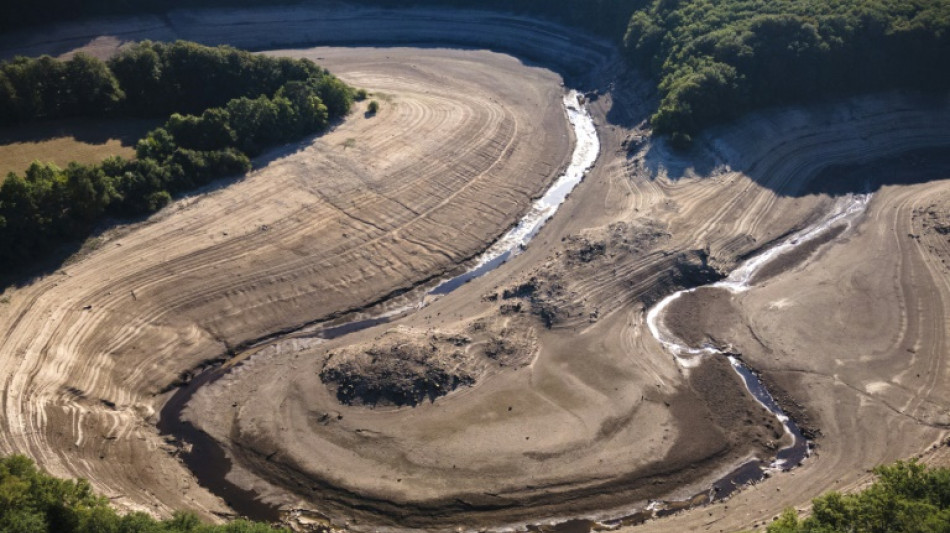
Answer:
[766, 460, 950, 533]
[0, 454, 289, 533]
[0, 41, 353, 274]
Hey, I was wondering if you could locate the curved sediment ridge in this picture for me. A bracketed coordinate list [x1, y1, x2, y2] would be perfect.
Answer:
[0, 10, 605, 522]
[2, 6, 950, 533]
[161, 91, 600, 521]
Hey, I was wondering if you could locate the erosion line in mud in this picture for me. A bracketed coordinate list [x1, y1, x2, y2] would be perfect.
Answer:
[158, 91, 600, 522]
[512, 193, 873, 533]
[629, 193, 872, 515]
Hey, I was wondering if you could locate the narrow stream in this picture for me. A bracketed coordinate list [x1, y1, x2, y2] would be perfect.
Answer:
[430, 91, 600, 295]
[522, 193, 872, 533]
[292, 91, 600, 337]
[160, 88, 868, 531]
[159, 90, 600, 522]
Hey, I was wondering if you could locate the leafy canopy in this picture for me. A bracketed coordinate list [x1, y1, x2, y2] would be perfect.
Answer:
[624, 0, 950, 144]
[0, 454, 287, 533]
[766, 460, 950, 533]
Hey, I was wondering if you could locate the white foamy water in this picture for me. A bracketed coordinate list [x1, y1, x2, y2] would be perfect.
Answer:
[473, 91, 601, 266]
[426, 91, 600, 296]
[646, 192, 871, 367]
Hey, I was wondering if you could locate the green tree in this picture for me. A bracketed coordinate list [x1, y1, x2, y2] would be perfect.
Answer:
[310, 75, 353, 119]
[766, 460, 950, 533]
[107, 42, 164, 115]
[63, 163, 119, 224]
[0, 455, 290, 533]
[276, 81, 329, 132]
[62, 53, 124, 116]
[165, 109, 235, 152]
[135, 128, 176, 161]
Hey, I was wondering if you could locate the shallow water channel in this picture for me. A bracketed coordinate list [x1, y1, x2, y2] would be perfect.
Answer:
[521, 193, 872, 533]
[159, 90, 600, 522]
[159, 90, 868, 531]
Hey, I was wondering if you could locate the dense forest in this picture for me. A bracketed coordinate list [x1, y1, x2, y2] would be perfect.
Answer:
[0, 41, 353, 274]
[0, 455, 285, 532]
[765, 460, 950, 533]
[3, 0, 949, 146]
[626, 0, 950, 145]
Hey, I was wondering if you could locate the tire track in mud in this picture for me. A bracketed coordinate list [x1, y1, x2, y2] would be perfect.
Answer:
[0, 34, 588, 518]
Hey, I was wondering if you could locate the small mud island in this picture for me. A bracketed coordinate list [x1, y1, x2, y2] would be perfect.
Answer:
[0, 2, 949, 533]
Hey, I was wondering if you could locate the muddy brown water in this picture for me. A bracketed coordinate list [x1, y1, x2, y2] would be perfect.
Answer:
[158, 369, 282, 522]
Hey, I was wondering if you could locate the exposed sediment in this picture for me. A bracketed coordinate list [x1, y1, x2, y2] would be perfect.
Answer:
[320, 318, 537, 407]
[0, 7, 598, 521]
[187, 69, 950, 533]
[0, 5, 949, 533]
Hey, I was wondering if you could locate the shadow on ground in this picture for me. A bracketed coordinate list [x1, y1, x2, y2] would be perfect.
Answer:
[634, 92, 950, 198]
[0, 124, 321, 291]
[0, 117, 159, 148]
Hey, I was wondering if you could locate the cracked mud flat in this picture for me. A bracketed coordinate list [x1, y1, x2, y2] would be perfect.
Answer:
[1, 4, 950, 533]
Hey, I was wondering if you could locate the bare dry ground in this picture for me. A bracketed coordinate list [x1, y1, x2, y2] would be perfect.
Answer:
[0, 5, 949, 533]
[614, 98, 950, 533]
[0, 9, 584, 520]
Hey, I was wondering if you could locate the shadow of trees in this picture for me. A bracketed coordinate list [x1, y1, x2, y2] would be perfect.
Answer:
[628, 91, 950, 198]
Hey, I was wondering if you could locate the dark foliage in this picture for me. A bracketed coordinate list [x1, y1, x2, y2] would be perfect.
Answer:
[108, 40, 328, 116]
[0, 40, 333, 126]
[0, 41, 352, 275]
[0, 54, 123, 124]
[625, 0, 950, 142]
[0, 454, 285, 532]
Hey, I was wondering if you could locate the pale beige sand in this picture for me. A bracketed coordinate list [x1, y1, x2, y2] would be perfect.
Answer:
[0, 5, 948, 532]
[0, 10, 587, 520]
[189, 75, 950, 532]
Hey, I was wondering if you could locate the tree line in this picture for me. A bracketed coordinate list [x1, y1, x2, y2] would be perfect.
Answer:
[625, 0, 950, 146]
[1, 40, 346, 124]
[0, 41, 353, 273]
[765, 459, 950, 533]
[0, 454, 285, 532]
[4, 0, 949, 147]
